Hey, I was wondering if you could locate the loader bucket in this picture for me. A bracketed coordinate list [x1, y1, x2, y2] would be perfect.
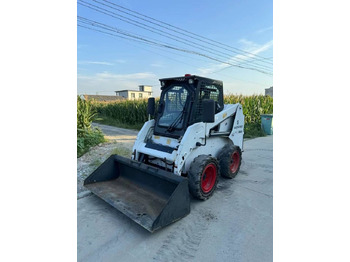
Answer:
[84, 155, 190, 232]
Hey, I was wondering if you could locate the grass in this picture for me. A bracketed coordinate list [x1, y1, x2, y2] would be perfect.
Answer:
[89, 159, 102, 168]
[94, 115, 143, 130]
[244, 123, 266, 138]
[111, 146, 132, 158]
[77, 127, 106, 158]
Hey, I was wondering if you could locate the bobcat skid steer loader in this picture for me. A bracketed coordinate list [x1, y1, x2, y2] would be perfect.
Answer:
[84, 74, 244, 232]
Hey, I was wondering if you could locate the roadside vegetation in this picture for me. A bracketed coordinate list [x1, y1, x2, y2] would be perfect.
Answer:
[111, 146, 132, 158]
[94, 115, 144, 130]
[91, 99, 149, 130]
[77, 96, 105, 157]
[225, 94, 273, 138]
[89, 94, 273, 138]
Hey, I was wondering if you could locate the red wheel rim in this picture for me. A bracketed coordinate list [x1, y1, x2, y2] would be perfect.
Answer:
[201, 163, 217, 193]
[230, 151, 240, 173]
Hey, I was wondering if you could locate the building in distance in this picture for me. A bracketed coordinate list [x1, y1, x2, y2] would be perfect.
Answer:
[115, 85, 153, 100]
[83, 94, 125, 102]
[265, 86, 273, 98]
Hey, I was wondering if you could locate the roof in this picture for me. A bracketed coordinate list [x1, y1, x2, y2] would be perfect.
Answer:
[115, 90, 153, 93]
[159, 75, 223, 85]
[83, 95, 125, 101]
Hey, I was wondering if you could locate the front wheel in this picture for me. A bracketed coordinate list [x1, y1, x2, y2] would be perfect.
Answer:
[188, 155, 219, 200]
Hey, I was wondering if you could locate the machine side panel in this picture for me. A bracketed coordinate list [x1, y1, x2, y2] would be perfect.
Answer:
[132, 119, 155, 160]
[182, 136, 230, 174]
[175, 104, 238, 175]
[229, 105, 244, 150]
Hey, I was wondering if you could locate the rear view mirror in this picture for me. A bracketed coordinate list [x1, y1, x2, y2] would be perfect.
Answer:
[147, 97, 155, 116]
[202, 99, 215, 123]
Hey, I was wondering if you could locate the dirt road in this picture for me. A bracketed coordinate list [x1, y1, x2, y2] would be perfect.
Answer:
[77, 124, 273, 262]
[92, 122, 139, 148]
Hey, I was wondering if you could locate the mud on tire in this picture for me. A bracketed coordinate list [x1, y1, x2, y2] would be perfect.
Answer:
[188, 155, 219, 200]
[217, 144, 242, 179]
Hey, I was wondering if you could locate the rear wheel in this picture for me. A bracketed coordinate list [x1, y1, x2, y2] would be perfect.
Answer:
[218, 144, 242, 179]
[188, 155, 219, 200]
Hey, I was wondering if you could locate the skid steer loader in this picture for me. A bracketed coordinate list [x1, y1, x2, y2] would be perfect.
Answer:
[84, 74, 244, 232]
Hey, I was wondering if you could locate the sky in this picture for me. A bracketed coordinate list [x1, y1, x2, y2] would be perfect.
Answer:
[77, 0, 273, 97]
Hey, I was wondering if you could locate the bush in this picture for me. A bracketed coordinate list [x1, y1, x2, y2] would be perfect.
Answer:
[243, 122, 266, 138]
[77, 96, 105, 157]
[77, 128, 105, 157]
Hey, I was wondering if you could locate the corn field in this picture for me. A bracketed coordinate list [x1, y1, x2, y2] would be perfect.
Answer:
[90, 95, 272, 128]
[91, 99, 150, 126]
[224, 95, 273, 125]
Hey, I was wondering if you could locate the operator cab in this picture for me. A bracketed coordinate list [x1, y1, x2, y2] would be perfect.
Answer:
[154, 74, 224, 139]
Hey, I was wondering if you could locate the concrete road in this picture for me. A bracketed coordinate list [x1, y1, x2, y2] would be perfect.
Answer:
[78, 134, 273, 262]
[92, 122, 139, 148]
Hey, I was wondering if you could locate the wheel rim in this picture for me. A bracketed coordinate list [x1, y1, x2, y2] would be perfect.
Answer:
[230, 151, 240, 173]
[201, 163, 217, 193]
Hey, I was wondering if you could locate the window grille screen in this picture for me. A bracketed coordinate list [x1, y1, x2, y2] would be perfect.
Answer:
[165, 86, 188, 112]
[193, 84, 220, 123]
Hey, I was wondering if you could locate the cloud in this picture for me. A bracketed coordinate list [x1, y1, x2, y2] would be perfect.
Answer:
[93, 72, 157, 80]
[255, 26, 273, 34]
[115, 59, 126, 63]
[238, 38, 273, 52]
[78, 61, 114, 66]
[77, 72, 159, 96]
[236, 39, 273, 60]
[238, 38, 257, 47]
[150, 63, 163, 67]
[197, 39, 273, 75]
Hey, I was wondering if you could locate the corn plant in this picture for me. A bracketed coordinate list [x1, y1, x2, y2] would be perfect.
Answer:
[224, 94, 273, 125]
[77, 96, 97, 136]
[77, 96, 105, 157]
[91, 99, 149, 126]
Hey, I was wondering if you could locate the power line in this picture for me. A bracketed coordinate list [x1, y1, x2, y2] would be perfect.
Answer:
[78, 23, 146, 44]
[99, 0, 273, 62]
[78, 16, 270, 74]
[78, 18, 272, 75]
[78, 0, 272, 72]
[78, 23, 268, 86]
[78, 17, 272, 75]
[93, 0, 273, 66]
[209, 56, 273, 74]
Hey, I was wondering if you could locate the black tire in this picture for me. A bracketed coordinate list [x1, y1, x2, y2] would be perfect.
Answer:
[217, 144, 242, 179]
[188, 155, 219, 200]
